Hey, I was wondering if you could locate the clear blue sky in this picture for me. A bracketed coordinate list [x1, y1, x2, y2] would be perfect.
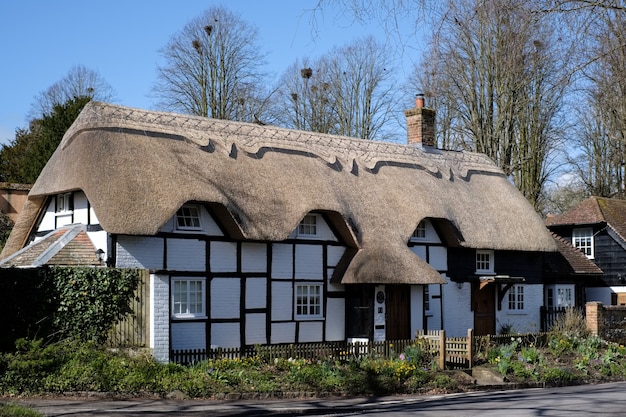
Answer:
[0, 1, 425, 145]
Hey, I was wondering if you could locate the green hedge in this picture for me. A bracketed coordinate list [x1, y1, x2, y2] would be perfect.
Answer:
[0, 267, 141, 351]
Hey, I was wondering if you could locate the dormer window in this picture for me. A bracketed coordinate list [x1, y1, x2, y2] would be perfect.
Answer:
[411, 220, 427, 240]
[572, 227, 594, 259]
[476, 250, 494, 274]
[176, 205, 201, 230]
[297, 214, 318, 237]
[55, 193, 73, 214]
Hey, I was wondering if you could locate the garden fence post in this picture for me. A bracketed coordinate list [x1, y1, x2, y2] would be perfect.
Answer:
[467, 328, 474, 369]
[439, 330, 446, 370]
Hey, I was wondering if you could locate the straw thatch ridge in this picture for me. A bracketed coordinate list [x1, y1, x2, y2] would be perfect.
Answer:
[1, 102, 556, 284]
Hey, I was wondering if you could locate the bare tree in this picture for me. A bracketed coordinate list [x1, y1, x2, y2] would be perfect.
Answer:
[29, 65, 115, 119]
[153, 6, 268, 122]
[409, 0, 569, 211]
[567, 6, 626, 198]
[274, 36, 397, 140]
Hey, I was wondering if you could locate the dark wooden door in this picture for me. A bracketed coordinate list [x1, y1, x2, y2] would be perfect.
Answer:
[346, 285, 373, 339]
[474, 284, 496, 336]
[386, 285, 411, 340]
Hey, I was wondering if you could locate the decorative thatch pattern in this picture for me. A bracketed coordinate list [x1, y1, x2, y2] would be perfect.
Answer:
[1, 102, 556, 284]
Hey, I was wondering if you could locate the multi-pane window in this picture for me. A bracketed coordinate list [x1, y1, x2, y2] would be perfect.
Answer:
[508, 285, 524, 310]
[55, 193, 73, 213]
[411, 220, 426, 240]
[557, 287, 573, 307]
[476, 250, 494, 273]
[172, 278, 205, 318]
[572, 228, 594, 258]
[298, 214, 318, 237]
[295, 284, 322, 318]
[176, 205, 201, 230]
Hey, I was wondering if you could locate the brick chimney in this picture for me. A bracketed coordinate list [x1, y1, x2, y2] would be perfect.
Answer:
[404, 94, 436, 147]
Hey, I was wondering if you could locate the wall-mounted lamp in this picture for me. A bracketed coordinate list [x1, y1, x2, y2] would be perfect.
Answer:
[456, 282, 464, 290]
[95, 248, 106, 265]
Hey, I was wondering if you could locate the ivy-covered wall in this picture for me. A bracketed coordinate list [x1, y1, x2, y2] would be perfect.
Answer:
[0, 267, 141, 351]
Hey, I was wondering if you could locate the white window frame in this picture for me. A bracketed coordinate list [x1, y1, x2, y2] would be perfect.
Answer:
[55, 192, 73, 214]
[176, 205, 202, 231]
[410, 220, 427, 241]
[546, 285, 574, 308]
[171, 278, 206, 319]
[294, 283, 323, 320]
[475, 250, 494, 274]
[297, 214, 319, 238]
[508, 285, 524, 310]
[572, 227, 594, 259]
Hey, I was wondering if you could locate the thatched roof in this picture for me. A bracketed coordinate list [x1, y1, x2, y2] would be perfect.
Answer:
[1, 102, 556, 284]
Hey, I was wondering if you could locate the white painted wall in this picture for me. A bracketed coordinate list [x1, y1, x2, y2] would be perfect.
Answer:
[72, 192, 90, 224]
[150, 274, 170, 363]
[171, 322, 206, 350]
[272, 244, 293, 278]
[326, 298, 345, 341]
[167, 238, 206, 271]
[246, 277, 267, 309]
[441, 276, 472, 337]
[210, 241, 237, 272]
[409, 285, 424, 338]
[425, 283, 443, 331]
[241, 243, 267, 272]
[211, 277, 240, 319]
[271, 322, 296, 343]
[116, 236, 164, 269]
[271, 282, 293, 321]
[298, 321, 324, 342]
[245, 313, 267, 345]
[295, 244, 323, 279]
[211, 323, 240, 348]
[497, 284, 543, 334]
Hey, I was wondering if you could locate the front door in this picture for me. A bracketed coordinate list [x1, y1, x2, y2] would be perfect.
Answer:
[386, 285, 411, 340]
[473, 283, 496, 336]
[346, 285, 374, 339]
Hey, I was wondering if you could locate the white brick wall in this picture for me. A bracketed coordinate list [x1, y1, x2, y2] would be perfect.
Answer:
[298, 321, 323, 342]
[271, 281, 293, 321]
[246, 278, 267, 309]
[116, 236, 164, 269]
[271, 322, 296, 344]
[245, 313, 267, 345]
[211, 323, 240, 348]
[150, 274, 170, 363]
[441, 276, 473, 337]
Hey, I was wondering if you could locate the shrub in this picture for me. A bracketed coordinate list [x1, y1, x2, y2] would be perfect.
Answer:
[549, 308, 589, 340]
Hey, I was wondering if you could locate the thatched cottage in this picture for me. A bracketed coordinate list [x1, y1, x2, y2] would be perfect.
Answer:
[0, 100, 556, 362]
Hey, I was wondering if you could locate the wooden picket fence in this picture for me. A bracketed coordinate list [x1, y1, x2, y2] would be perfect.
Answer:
[171, 331, 474, 369]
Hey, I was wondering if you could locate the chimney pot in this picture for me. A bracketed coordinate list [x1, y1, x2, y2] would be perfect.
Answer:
[415, 93, 425, 109]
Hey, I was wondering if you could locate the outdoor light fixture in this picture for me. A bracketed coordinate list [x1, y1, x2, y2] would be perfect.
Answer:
[95, 248, 105, 265]
[456, 282, 464, 290]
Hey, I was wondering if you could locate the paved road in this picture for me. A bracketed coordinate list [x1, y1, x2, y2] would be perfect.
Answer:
[10, 382, 626, 416]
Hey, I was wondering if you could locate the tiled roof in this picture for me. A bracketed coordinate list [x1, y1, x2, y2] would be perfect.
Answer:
[551, 232, 602, 275]
[0, 224, 100, 268]
[546, 196, 626, 243]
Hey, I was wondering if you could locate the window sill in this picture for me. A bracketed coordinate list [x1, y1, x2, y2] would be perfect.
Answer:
[295, 316, 324, 321]
[171, 315, 208, 320]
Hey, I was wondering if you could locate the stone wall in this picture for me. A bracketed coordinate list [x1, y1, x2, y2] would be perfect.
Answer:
[586, 302, 626, 344]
